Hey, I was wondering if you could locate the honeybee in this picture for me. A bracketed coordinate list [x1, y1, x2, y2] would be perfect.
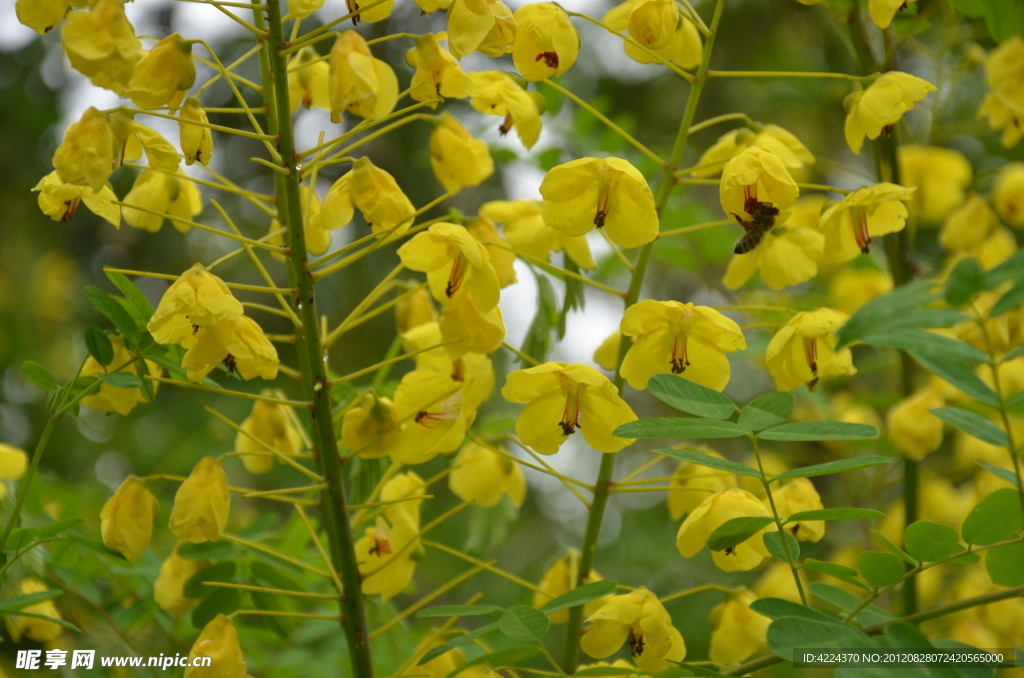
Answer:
[730, 201, 780, 255]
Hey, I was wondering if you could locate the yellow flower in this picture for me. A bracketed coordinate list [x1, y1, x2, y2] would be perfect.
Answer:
[398, 222, 501, 312]
[956, 291, 1024, 358]
[627, 0, 678, 50]
[61, 0, 140, 93]
[533, 550, 611, 624]
[118, 118, 182, 173]
[869, 0, 914, 28]
[414, 639, 467, 678]
[619, 300, 746, 391]
[720, 146, 800, 231]
[33, 170, 120, 227]
[886, 386, 945, 461]
[448, 0, 516, 59]
[80, 335, 162, 415]
[236, 394, 303, 473]
[342, 391, 399, 459]
[52, 106, 115, 192]
[708, 590, 769, 666]
[765, 308, 855, 391]
[603, 0, 700, 69]
[677, 488, 774, 572]
[594, 331, 622, 371]
[512, 3, 579, 81]
[979, 91, 1023, 148]
[184, 615, 247, 678]
[125, 34, 195, 109]
[754, 561, 806, 604]
[122, 169, 203, 233]
[828, 268, 893, 314]
[345, 0, 393, 23]
[409, 34, 474, 105]
[979, 37, 1024, 148]
[469, 70, 543, 149]
[270, 184, 329, 257]
[0, 443, 28, 480]
[429, 113, 494, 193]
[100, 476, 160, 560]
[356, 512, 421, 600]
[844, 73, 936, 154]
[540, 157, 659, 248]
[467, 217, 517, 288]
[480, 199, 596, 270]
[169, 456, 231, 543]
[819, 183, 915, 263]
[181, 317, 280, 383]
[4, 579, 64, 643]
[580, 587, 686, 672]
[180, 98, 214, 166]
[414, 0, 451, 12]
[154, 544, 208, 616]
[15, 0, 67, 35]
[396, 285, 438, 334]
[401, 320, 458, 374]
[771, 478, 824, 542]
[381, 471, 428, 525]
[723, 224, 824, 290]
[449, 441, 526, 508]
[312, 156, 415, 236]
[898, 145, 972, 224]
[148, 263, 244, 344]
[940, 194, 1004, 255]
[667, 447, 737, 520]
[328, 31, 398, 123]
[502, 362, 637, 455]
[993, 162, 1024, 228]
[693, 125, 814, 178]
[437, 300, 507, 359]
[288, 47, 330, 112]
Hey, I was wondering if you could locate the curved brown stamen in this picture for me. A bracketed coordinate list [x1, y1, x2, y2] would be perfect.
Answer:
[535, 51, 559, 69]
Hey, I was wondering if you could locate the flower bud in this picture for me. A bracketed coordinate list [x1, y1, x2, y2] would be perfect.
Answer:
[429, 113, 494, 194]
[100, 476, 160, 560]
[52, 107, 116, 193]
[449, 441, 526, 508]
[236, 394, 304, 474]
[328, 31, 398, 123]
[395, 285, 438, 334]
[288, 47, 330, 112]
[169, 456, 231, 543]
[342, 392, 400, 459]
[155, 544, 208, 616]
[126, 33, 195, 109]
[180, 98, 214, 166]
[184, 615, 247, 678]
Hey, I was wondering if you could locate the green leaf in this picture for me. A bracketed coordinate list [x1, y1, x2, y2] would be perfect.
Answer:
[737, 392, 795, 431]
[670, 664, 731, 678]
[835, 282, 937, 349]
[447, 646, 542, 678]
[0, 590, 63, 611]
[652, 448, 761, 478]
[191, 587, 241, 630]
[574, 669, 645, 678]
[177, 540, 235, 561]
[706, 516, 776, 551]
[904, 521, 964, 562]
[519, 273, 560, 365]
[766, 617, 870, 659]
[870, 529, 917, 565]
[931, 407, 1009, 447]
[786, 508, 885, 522]
[991, 281, 1024, 317]
[418, 623, 500, 665]
[97, 372, 142, 389]
[647, 374, 737, 420]
[961, 488, 1024, 545]
[801, 559, 868, 590]
[750, 597, 838, 623]
[978, 463, 1018, 486]
[945, 258, 989, 306]
[538, 579, 616, 615]
[911, 352, 999, 406]
[982, 0, 1024, 42]
[498, 605, 550, 641]
[249, 581, 293, 638]
[50, 540, 79, 568]
[21, 360, 57, 391]
[67, 534, 130, 564]
[947, 0, 984, 17]
[35, 518, 83, 538]
[808, 582, 896, 626]
[105, 270, 155, 320]
[83, 286, 142, 347]
[770, 456, 890, 482]
[417, 605, 504, 618]
[1001, 344, 1024, 363]
[985, 541, 1024, 587]
[857, 551, 905, 588]
[113, 296, 148, 331]
[758, 422, 879, 442]
[251, 560, 306, 593]
[0, 609, 83, 634]
[614, 418, 747, 440]
[5, 527, 37, 552]
[863, 329, 988, 364]
[762, 531, 800, 562]
[184, 562, 237, 599]
[84, 328, 115, 367]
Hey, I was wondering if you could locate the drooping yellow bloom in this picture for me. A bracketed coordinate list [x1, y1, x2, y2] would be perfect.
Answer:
[707, 589, 769, 666]
[993, 162, 1024, 229]
[154, 544, 208, 616]
[118, 118, 182, 173]
[148, 263, 244, 344]
[429, 113, 494, 193]
[122, 169, 203, 233]
[533, 550, 610, 623]
[288, 47, 330, 112]
[184, 615, 247, 678]
[956, 290, 1024, 357]
[381, 471, 428, 525]
[502, 362, 637, 455]
[179, 98, 214, 166]
[844, 73, 936, 154]
[469, 71, 543, 149]
[771, 478, 824, 542]
[356, 511, 421, 600]
[401, 320, 459, 374]
[898, 145, 972, 225]
[869, 0, 914, 28]
[480, 199, 596, 270]
[619, 300, 747, 391]
[52, 106, 115, 192]
[4, 579, 65, 643]
[125, 34, 195, 109]
[467, 217, 517, 288]
[414, 0, 451, 13]
[819, 183, 915, 263]
[80, 336, 161, 415]
[594, 332, 622, 371]
[693, 125, 814, 178]
[169, 456, 231, 543]
[0, 443, 28, 481]
[236, 394, 303, 473]
[312, 157, 415, 236]
[409, 34, 474, 105]
[448, 0, 516, 59]
[181, 317, 280, 383]
[723, 223, 824, 290]
[603, 0, 700, 68]
[720, 146, 800, 230]
[100, 476, 160, 560]
[677, 488, 774, 572]
[540, 157, 659, 248]
[345, 0, 393, 23]
[886, 386, 945, 461]
[342, 391, 399, 459]
[61, 0, 141, 93]
[941, 194, 1000, 253]
[396, 286, 438, 334]
[581, 587, 686, 672]
[979, 37, 1024, 148]
[765, 308, 855, 391]
[667, 447, 737, 520]
[16, 0, 67, 35]
[413, 639, 468, 678]
[398, 222, 501, 312]
[438, 299, 507, 359]
[270, 185, 330, 257]
[754, 561, 806, 604]
[33, 170, 120, 227]
[979, 92, 1023, 149]
[512, 3, 579, 81]
[829, 267, 894, 315]
[449, 441, 526, 508]
[328, 31, 398, 123]
[627, 0, 678, 50]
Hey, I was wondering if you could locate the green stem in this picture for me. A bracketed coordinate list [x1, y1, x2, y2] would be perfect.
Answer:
[255, 3, 374, 677]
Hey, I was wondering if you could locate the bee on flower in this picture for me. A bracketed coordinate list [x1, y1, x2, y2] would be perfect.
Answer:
[580, 587, 687, 672]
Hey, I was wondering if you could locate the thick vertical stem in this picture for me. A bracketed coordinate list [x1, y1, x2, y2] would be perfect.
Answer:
[560, 0, 726, 670]
[255, 3, 375, 676]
